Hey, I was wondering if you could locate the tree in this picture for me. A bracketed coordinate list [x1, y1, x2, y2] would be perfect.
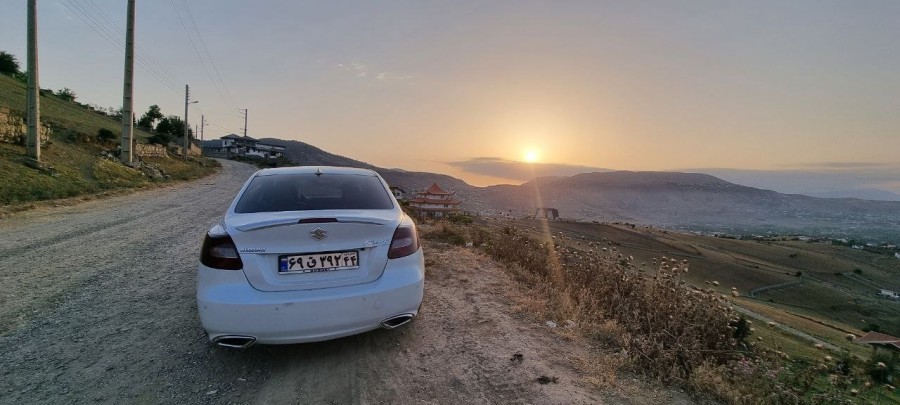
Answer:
[55, 88, 77, 102]
[155, 115, 193, 140]
[0, 51, 20, 75]
[148, 132, 174, 145]
[106, 106, 124, 120]
[137, 104, 163, 131]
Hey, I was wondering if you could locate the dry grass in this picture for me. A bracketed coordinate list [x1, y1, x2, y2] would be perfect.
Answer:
[484, 226, 744, 382]
[471, 222, 899, 404]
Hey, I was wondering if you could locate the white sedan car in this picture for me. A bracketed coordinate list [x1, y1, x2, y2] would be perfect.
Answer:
[197, 166, 424, 348]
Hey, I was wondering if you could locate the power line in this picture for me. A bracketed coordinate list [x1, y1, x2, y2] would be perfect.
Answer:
[83, 0, 183, 89]
[206, 121, 241, 135]
[61, 0, 242, 138]
[169, 0, 225, 102]
[58, 0, 182, 95]
[177, 0, 238, 109]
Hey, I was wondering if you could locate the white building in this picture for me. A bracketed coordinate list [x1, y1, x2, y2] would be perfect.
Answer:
[201, 134, 285, 159]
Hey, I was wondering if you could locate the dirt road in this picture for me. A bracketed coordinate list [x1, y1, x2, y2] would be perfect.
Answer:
[0, 160, 685, 404]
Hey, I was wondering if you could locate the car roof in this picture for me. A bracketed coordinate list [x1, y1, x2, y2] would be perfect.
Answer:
[254, 166, 378, 177]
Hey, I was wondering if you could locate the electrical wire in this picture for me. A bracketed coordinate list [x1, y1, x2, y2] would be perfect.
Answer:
[168, 0, 226, 102]
[58, 0, 182, 95]
[83, 0, 183, 90]
[178, 0, 239, 109]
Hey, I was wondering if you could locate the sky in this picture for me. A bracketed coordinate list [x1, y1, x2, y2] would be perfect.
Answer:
[1, 1, 899, 197]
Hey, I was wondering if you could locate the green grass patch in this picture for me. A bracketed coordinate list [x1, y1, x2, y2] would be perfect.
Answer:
[92, 159, 146, 189]
[0, 75, 219, 209]
[0, 75, 153, 142]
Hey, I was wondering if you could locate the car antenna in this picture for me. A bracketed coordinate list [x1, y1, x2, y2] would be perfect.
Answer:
[315, 167, 323, 177]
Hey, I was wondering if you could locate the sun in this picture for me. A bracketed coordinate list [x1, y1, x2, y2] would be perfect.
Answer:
[523, 149, 540, 163]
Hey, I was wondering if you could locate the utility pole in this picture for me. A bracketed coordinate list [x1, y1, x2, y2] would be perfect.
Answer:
[26, 0, 40, 162]
[183, 86, 199, 161]
[239, 108, 248, 137]
[120, 0, 135, 164]
[200, 114, 205, 141]
[183, 85, 189, 160]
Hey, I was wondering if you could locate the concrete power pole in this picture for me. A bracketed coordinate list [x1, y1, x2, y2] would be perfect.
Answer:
[239, 108, 248, 137]
[26, 0, 40, 162]
[120, 0, 135, 164]
[183, 85, 190, 160]
[200, 114, 205, 141]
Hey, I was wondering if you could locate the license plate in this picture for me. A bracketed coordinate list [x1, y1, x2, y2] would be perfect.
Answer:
[278, 251, 359, 274]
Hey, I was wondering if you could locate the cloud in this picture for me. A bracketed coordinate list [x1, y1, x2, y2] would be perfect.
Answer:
[337, 62, 368, 76]
[447, 157, 610, 182]
[336, 62, 412, 82]
[375, 72, 413, 81]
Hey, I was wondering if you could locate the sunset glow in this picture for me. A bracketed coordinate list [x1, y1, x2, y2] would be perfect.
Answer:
[2, 2, 897, 193]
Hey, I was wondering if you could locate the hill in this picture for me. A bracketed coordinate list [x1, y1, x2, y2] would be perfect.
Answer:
[0, 74, 217, 208]
[259, 137, 479, 202]
[478, 171, 900, 241]
[244, 137, 900, 241]
[0, 75, 152, 143]
[507, 218, 900, 336]
[259, 137, 374, 169]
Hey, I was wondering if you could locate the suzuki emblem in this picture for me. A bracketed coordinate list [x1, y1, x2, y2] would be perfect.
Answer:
[310, 227, 328, 240]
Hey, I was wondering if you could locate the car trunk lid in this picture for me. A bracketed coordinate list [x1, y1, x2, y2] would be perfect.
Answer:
[226, 210, 399, 292]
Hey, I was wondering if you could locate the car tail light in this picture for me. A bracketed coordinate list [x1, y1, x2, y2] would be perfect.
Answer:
[200, 230, 243, 270]
[388, 224, 420, 259]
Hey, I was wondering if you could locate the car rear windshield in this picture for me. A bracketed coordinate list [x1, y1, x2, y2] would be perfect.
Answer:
[234, 173, 395, 213]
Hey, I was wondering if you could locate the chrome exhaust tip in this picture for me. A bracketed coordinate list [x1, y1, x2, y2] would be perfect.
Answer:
[213, 335, 257, 349]
[380, 313, 415, 329]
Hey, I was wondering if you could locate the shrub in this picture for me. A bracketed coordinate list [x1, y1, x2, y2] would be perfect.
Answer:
[446, 212, 474, 225]
[463, 223, 896, 403]
[420, 222, 468, 246]
[97, 128, 117, 142]
[862, 323, 881, 333]
[484, 226, 744, 382]
[731, 316, 751, 342]
[867, 352, 896, 383]
[148, 133, 173, 145]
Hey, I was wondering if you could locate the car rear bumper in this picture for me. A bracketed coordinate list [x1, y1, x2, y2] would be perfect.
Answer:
[196, 250, 424, 345]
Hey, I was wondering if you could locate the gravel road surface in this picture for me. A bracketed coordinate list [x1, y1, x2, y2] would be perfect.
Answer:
[0, 160, 686, 404]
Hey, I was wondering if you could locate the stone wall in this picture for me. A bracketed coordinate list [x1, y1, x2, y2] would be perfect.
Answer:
[134, 143, 168, 158]
[173, 142, 202, 157]
[0, 106, 52, 146]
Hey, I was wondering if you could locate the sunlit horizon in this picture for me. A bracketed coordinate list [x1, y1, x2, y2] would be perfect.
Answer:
[1, 1, 898, 197]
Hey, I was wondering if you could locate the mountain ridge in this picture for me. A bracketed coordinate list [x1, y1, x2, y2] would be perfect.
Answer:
[256, 137, 900, 240]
